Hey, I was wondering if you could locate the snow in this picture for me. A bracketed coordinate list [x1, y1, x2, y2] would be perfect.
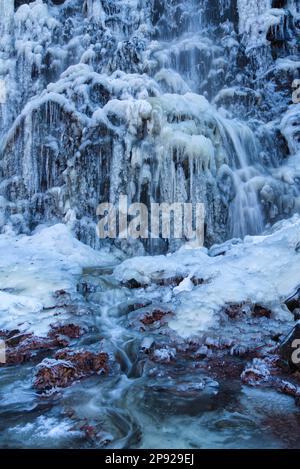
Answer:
[0, 224, 118, 335]
[115, 215, 300, 337]
[237, 1, 273, 43]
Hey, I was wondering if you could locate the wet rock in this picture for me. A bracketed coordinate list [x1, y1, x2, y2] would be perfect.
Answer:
[190, 276, 206, 286]
[208, 238, 242, 257]
[53, 289, 72, 306]
[34, 358, 77, 391]
[241, 358, 272, 386]
[124, 278, 144, 289]
[155, 276, 185, 287]
[224, 303, 272, 320]
[293, 309, 300, 321]
[5, 332, 32, 347]
[126, 300, 152, 313]
[230, 344, 250, 357]
[152, 347, 176, 363]
[199, 356, 246, 381]
[55, 350, 109, 374]
[54, 289, 68, 297]
[278, 323, 300, 371]
[205, 336, 234, 350]
[276, 380, 299, 398]
[271, 333, 283, 343]
[79, 424, 97, 440]
[140, 337, 155, 353]
[252, 305, 272, 319]
[224, 303, 247, 320]
[140, 375, 219, 416]
[2, 331, 70, 366]
[125, 275, 189, 289]
[48, 323, 85, 340]
[195, 345, 211, 359]
[0, 329, 21, 340]
[34, 350, 109, 392]
[285, 288, 300, 312]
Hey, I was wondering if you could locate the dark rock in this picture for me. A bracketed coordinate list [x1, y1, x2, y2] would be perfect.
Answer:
[0, 329, 20, 339]
[155, 276, 185, 287]
[190, 276, 206, 286]
[126, 300, 152, 313]
[125, 279, 144, 289]
[294, 309, 300, 321]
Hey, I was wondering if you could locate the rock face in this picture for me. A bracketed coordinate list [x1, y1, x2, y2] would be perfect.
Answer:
[0, 0, 300, 251]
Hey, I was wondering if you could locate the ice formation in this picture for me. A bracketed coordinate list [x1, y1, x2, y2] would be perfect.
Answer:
[115, 215, 300, 337]
[0, 0, 299, 253]
[0, 223, 118, 334]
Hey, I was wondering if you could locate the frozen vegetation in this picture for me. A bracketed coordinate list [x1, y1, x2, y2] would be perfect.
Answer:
[0, 0, 300, 450]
